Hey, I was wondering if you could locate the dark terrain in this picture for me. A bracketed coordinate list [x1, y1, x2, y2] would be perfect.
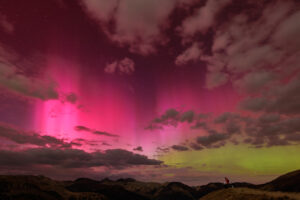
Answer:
[0, 170, 299, 200]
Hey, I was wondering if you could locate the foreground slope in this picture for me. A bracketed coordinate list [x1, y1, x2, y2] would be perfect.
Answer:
[0, 169, 299, 200]
[0, 175, 106, 200]
[200, 188, 300, 200]
[261, 170, 300, 192]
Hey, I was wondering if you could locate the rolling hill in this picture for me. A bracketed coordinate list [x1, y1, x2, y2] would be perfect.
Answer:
[0, 169, 299, 200]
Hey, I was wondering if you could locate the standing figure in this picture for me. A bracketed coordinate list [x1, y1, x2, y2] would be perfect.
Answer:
[224, 177, 230, 188]
[225, 177, 230, 184]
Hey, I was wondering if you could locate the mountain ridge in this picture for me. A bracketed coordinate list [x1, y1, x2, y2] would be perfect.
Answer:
[0, 169, 299, 200]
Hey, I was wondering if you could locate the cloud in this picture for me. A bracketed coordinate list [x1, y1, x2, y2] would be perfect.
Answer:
[189, 113, 300, 150]
[180, 110, 195, 123]
[0, 14, 14, 34]
[104, 57, 135, 75]
[178, 0, 232, 38]
[0, 45, 59, 100]
[189, 143, 203, 151]
[171, 145, 189, 151]
[239, 97, 268, 112]
[272, 11, 300, 52]
[214, 112, 231, 124]
[243, 115, 300, 147]
[265, 78, 300, 115]
[144, 123, 163, 131]
[0, 148, 163, 169]
[234, 71, 274, 93]
[240, 77, 300, 115]
[205, 71, 229, 89]
[104, 61, 118, 74]
[224, 121, 241, 135]
[93, 131, 119, 138]
[80, 0, 178, 55]
[65, 92, 78, 104]
[146, 109, 200, 130]
[74, 125, 91, 132]
[156, 147, 170, 154]
[133, 146, 143, 152]
[175, 43, 202, 65]
[258, 114, 280, 124]
[176, 1, 299, 92]
[146, 109, 180, 130]
[0, 123, 79, 148]
[74, 125, 119, 137]
[190, 121, 208, 130]
[210, 1, 296, 74]
[196, 133, 228, 148]
[149, 107, 299, 150]
[0, 62, 59, 100]
[101, 142, 112, 146]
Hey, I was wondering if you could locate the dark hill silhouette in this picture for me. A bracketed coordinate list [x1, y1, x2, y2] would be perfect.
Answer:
[200, 188, 299, 200]
[153, 182, 197, 200]
[66, 178, 149, 200]
[0, 169, 299, 200]
[260, 170, 300, 192]
[195, 182, 257, 198]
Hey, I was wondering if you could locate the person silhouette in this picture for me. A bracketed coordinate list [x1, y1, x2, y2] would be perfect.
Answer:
[225, 177, 229, 184]
[224, 177, 230, 188]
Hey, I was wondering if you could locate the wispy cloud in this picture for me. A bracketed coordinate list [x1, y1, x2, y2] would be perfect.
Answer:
[75, 125, 119, 138]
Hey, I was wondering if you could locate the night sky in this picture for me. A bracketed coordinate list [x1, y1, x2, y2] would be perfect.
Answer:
[0, 0, 299, 185]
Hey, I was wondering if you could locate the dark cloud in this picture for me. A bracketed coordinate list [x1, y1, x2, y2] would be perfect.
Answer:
[74, 125, 119, 137]
[171, 145, 189, 151]
[0, 62, 59, 100]
[149, 106, 300, 151]
[145, 123, 163, 131]
[234, 71, 274, 94]
[214, 112, 231, 123]
[180, 110, 195, 123]
[0, 148, 163, 169]
[146, 109, 202, 130]
[242, 116, 300, 148]
[0, 123, 78, 148]
[101, 142, 112, 146]
[156, 147, 170, 154]
[265, 78, 300, 115]
[93, 131, 119, 138]
[100, 149, 163, 166]
[146, 109, 180, 130]
[0, 45, 59, 100]
[240, 97, 268, 112]
[190, 121, 208, 130]
[189, 143, 203, 151]
[104, 57, 135, 75]
[74, 125, 91, 132]
[196, 133, 228, 148]
[258, 114, 280, 124]
[147, 109, 212, 133]
[224, 122, 241, 135]
[241, 78, 300, 115]
[157, 109, 180, 123]
[285, 133, 300, 142]
[205, 72, 229, 89]
[133, 146, 143, 152]
[65, 92, 78, 104]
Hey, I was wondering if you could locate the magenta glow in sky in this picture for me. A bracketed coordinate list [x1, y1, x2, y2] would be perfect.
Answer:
[0, 0, 299, 185]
